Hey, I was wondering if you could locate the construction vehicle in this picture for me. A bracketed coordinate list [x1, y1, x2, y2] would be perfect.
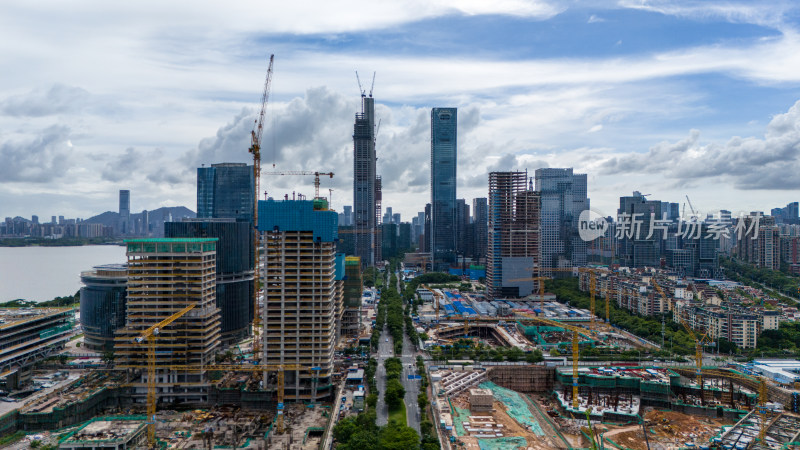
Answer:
[249, 54, 274, 356]
[263, 171, 334, 200]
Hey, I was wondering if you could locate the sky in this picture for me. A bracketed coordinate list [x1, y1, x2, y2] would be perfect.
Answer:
[3, 0, 800, 222]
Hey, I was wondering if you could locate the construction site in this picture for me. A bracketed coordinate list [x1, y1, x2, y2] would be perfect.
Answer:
[427, 362, 800, 450]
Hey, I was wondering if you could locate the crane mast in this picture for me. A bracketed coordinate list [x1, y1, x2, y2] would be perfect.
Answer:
[250, 54, 274, 358]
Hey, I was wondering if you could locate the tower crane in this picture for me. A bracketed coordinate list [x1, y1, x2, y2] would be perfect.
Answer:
[513, 312, 598, 410]
[263, 171, 334, 200]
[696, 368, 771, 442]
[130, 304, 197, 447]
[678, 316, 713, 405]
[249, 54, 274, 357]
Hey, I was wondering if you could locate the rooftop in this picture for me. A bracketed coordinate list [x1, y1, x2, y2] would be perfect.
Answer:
[64, 420, 144, 444]
[0, 308, 72, 330]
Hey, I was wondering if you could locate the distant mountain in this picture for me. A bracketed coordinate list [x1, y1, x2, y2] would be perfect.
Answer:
[83, 211, 119, 227]
[84, 206, 195, 237]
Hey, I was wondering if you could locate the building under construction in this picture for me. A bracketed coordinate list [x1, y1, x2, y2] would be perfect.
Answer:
[353, 89, 380, 268]
[0, 308, 73, 389]
[114, 238, 222, 404]
[259, 199, 343, 402]
[486, 171, 541, 298]
[341, 256, 362, 339]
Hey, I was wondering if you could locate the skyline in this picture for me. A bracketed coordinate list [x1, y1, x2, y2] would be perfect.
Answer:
[3, 1, 800, 221]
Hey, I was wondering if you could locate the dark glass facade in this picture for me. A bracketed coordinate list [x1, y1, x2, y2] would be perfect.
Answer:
[431, 107, 457, 270]
[197, 163, 254, 222]
[80, 264, 127, 351]
[165, 219, 254, 342]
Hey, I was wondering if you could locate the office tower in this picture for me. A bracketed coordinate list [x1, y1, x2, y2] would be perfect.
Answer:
[197, 163, 254, 222]
[431, 107, 458, 270]
[455, 199, 471, 258]
[398, 223, 412, 250]
[472, 198, 488, 263]
[31, 215, 38, 224]
[487, 172, 540, 298]
[58, 215, 65, 225]
[258, 199, 343, 401]
[119, 190, 130, 234]
[423, 203, 432, 254]
[383, 207, 393, 225]
[535, 168, 588, 273]
[341, 257, 362, 338]
[617, 191, 663, 268]
[51, 216, 56, 224]
[140, 210, 149, 236]
[165, 219, 254, 343]
[392, 213, 401, 225]
[381, 222, 398, 259]
[353, 92, 378, 267]
[80, 264, 127, 351]
[342, 206, 353, 226]
[115, 238, 222, 403]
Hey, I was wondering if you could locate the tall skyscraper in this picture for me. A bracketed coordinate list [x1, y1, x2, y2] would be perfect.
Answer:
[487, 172, 541, 298]
[431, 107, 457, 270]
[472, 198, 488, 262]
[258, 199, 343, 401]
[353, 94, 378, 267]
[119, 190, 130, 234]
[197, 163, 254, 222]
[193, 162, 255, 342]
[342, 205, 353, 226]
[535, 168, 588, 273]
[165, 219, 254, 343]
[618, 191, 662, 268]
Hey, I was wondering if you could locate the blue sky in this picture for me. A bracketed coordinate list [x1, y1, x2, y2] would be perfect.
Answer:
[2, 0, 800, 220]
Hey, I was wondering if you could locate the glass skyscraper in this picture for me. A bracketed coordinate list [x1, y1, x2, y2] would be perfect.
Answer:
[197, 163, 254, 222]
[431, 107, 457, 270]
[535, 168, 588, 273]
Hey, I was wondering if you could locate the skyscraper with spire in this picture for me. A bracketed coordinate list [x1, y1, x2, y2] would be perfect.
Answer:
[353, 91, 379, 266]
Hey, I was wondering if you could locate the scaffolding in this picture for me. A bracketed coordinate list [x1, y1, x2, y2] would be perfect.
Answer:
[486, 171, 540, 298]
[114, 238, 222, 404]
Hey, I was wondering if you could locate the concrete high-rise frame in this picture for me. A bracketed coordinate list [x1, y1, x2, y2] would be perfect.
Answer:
[115, 238, 222, 404]
[258, 199, 344, 402]
[431, 107, 457, 270]
[487, 172, 541, 298]
[353, 95, 379, 267]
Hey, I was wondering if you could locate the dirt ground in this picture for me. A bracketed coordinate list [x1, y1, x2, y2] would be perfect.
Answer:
[450, 394, 556, 449]
[596, 410, 732, 450]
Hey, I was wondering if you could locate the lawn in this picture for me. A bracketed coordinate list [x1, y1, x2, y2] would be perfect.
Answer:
[388, 402, 407, 426]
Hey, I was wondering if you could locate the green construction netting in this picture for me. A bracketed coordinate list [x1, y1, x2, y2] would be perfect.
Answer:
[477, 436, 527, 450]
[478, 381, 544, 436]
[452, 405, 471, 436]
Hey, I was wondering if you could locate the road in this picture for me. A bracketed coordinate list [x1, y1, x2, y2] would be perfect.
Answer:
[375, 324, 393, 426]
[400, 331, 421, 434]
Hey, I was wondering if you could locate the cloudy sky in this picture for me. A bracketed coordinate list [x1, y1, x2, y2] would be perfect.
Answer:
[3, 0, 800, 222]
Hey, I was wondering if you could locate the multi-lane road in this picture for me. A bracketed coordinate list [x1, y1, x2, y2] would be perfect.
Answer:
[375, 324, 393, 426]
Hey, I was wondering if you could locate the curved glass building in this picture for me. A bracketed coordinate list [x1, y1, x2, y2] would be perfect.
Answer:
[79, 264, 127, 352]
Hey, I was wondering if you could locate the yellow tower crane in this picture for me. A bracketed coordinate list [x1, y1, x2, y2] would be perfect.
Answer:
[678, 317, 713, 405]
[131, 304, 197, 447]
[696, 369, 771, 441]
[249, 54, 274, 357]
[262, 171, 335, 200]
[513, 312, 598, 410]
